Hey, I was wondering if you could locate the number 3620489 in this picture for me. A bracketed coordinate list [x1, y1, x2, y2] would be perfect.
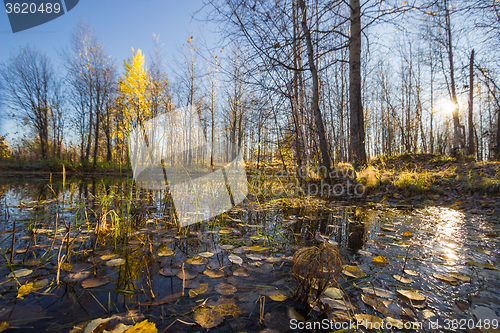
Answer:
[5, 2, 61, 14]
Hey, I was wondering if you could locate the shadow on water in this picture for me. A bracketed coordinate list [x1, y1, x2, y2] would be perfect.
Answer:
[0, 176, 499, 332]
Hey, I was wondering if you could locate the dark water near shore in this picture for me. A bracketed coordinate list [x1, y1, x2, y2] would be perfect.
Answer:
[0, 175, 499, 332]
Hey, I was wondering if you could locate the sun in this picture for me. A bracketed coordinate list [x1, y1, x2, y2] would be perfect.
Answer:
[438, 99, 457, 115]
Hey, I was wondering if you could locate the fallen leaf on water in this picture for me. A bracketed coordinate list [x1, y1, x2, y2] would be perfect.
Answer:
[287, 307, 305, 321]
[324, 287, 343, 299]
[381, 226, 395, 232]
[176, 268, 198, 280]
[215, 282, 237, 295]
[228, 254, 243, 265]
[354, 314, 383, 328]
[7, 268, 32, 278]
[269, 293, 287, 301]
[467, 261, 500, 270]
[433, 273, 459, 285]
[397, 289, 425, 301]
[219, 245, 234, 250]
[233, 268, 250, 277]
[17, 279, 48, 298]
[475, 246, 492, 256]
[373, 256, 389, 265]
[384, 317, 403, 326]
[82, 277, 110, 289]
[449, 272, 471, 282]
[342, 265, 365, 278]
[361, 294, 390, 315]
[219, 229, 232, 234]
[84, 317, 110, 333]
[421, 309, 436, 319]
[243, 245, 269, 252]
[158, 249, 174, 256]
[393, 275, 413, 283]
[189, 283, 209, 298]
[186, 256, 207, 265]
[0, 322, 9, 332]
[65, 271, 90, 282]
[101, 254, 118, 261]
[246, 254, 265, 261]
[159, 268, 180, 277]
[404, 269, 418, 276]
[106, 258, 125, 267]
[402, 232, 413, 237]
[266, 257, 281, 263]
[214, 299, 242, 316]
[198, 251, 215, 258]
[203, 269, 225, 278]
[194, 308, 224, 329]
[123, 319, 157, 333]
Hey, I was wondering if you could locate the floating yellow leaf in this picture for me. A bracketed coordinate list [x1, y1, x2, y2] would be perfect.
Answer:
[123, 319, 157, 333]
[7, 268, 32, 278]
[228, 254, 243, 265]
[449, 272, 471, 282]
[422, 309, 436, 319]
[342, 265, 365, 278]
[433, 273, 459, 285]
[233, 268, 250, 277]
[198, 252, 215, 258]
[467, 261, 500, 271]
[186, 256, 207, 265]
[381, 226, 395, 232]
[158, 249, 174, 256]
[354, 314, 383, 328]
[269, 293, 287, 301]
[475, 246, 492, 255]
[402, 232, 413, 237]
[219, 229, 232, 234]
[397, 289, 425, 301]
[189, 283, 209, 298]
[361, 294, 390, 315]
[194, 308, 223, 329]
[214, 301, 242, 316]
[215, 282, 237, 295]
[243, 245, 269, 252]
[219, 245, 234, 250]
[393, 275, 413, 283]
[372, 256, 389, 265]
[404, 269, 418, 276]
[203, 269, 225, 278]
[324, 287, 343, 299]
[0, 322, 9, 333]
[101, 254, 118, 261]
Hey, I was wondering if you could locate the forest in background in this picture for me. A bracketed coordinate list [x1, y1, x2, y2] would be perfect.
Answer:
[1, 0, 500, 174]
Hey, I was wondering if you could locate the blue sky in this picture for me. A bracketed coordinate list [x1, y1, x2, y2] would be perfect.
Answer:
[0, 0, 216, 139]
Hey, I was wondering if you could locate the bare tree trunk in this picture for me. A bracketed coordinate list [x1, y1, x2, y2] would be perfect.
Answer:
[468, 49, 475, 156]
[444, 0, 461, 154]
[298, 0, 332, 175]
[349, 0, 367, 165]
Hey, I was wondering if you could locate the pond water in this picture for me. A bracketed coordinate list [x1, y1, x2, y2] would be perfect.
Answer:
[0, 175, 499, 332]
